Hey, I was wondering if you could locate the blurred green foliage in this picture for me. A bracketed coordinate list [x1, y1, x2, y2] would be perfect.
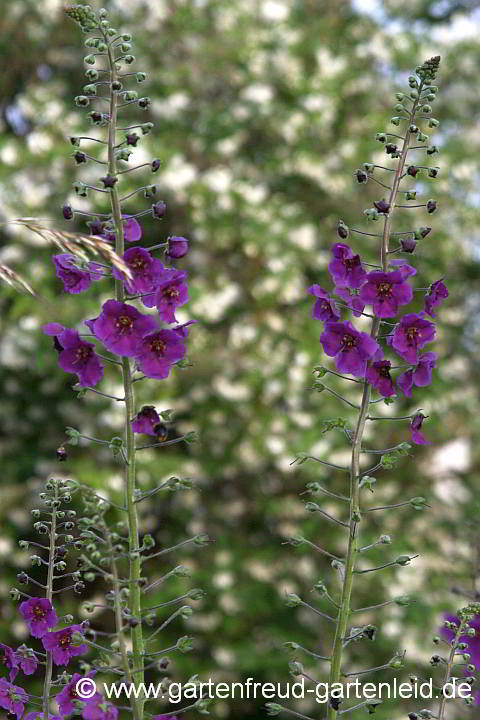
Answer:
[0, 1, 480, 719]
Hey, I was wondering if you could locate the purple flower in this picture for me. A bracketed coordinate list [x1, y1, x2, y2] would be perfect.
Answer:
[25, 714, 62, 720]
[424, 278, 448, 318]
[366, 359, 395, 397]
[0, 645, 20, 681]
[320, 320, 380, 378]
[0, 678, 28, 719]
[410, 412, 431, 445]
[20, 598, 57, 639]
[112, 247, 164, 295]
[328, 243, 367, 289]
[359, 270, 413, 318]
[131, 406, 164, 436]
[388, 260, 416, 280]
[42, 625, 88, 666]
[150, 269, 188, 323]
[134, 329, 186, 379]
[334, 287, 365, 318]
[43, 327, 105, 387]
[53, 254, 103, 295]
[92, 300, 157, 357]
[14, 646, 38, 678]
[390, 312, 436, 364]
[397, 352, 437, 398]
[102, 215, 142, 243]
[56, 671, 96, 716]
[82, 693, 118, 720]
[166, 236, 189, 259]
[308, 285, 340, 322]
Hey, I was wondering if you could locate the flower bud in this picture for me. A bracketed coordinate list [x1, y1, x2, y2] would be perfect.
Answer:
[116, 148, 133, 162]
[144, 184, 157, 198]
[73, 181, 88, 197]
[394, 595, 412, 606]
[124, 55, 136, 64]
[100, 174, 118, 189]
[373, 199, 390, 214]
[75, 95, 90, 107]
[337, 220, 349, 239]
[136, 72, 147, 83]
[138, 96, 151, 109]
[385, 142, 397, 155]
[409, 124, 418, 134]
[166, 236, 189, 259]
[426, 199, 437, 213]
[17, 572, 28, 584]
[141, 122, 154, 134]
[355, 168, 368, 183]
[151, 158, 161, 172]
[390, 116, 401, 126]
[421, 104, 432, 113]
[395, 555, 413, 566]
[285, 593, 302, 608]
[84, 54, 96, 65]
[376, 132, 386, 143]
[401, 236, 417, 253]
[152, 201, 167, 219]
[428, 167, 439, 178]
[74, 151, 87, 165]
[194, 533, 211, 546]
[62, 204, 74, 220]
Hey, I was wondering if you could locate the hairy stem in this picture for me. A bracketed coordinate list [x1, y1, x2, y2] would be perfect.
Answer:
[105, 36, 144, 720]
[437, 624, 462, 720]
[43, 484, 58, 720]
[326, 84, 424, 720]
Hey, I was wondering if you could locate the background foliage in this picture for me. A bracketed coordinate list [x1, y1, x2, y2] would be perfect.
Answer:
[0, 1, 480, 718]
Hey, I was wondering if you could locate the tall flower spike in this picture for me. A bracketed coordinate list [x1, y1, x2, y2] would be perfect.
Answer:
[276, 57, 447, 720]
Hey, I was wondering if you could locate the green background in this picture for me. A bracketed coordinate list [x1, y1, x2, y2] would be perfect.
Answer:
[0, 1, 479, 718]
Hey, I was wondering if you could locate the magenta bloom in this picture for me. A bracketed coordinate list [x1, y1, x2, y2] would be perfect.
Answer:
[328, 243, 367, 289]
[83, 693, 118, 720]
[25, 714, 62, 720]
[56, 671, 96, 716]
[390, 312, 436, 364]
[102, 215, 142, 243]
[0, 645, 20, 681]
[112, 247, 164, 295]
[42, 625, 88, 666]
[397, 352, 437, 398]
[410, 412, 431, 445]
[360, 269, 413, 318]
[320, 320, 380, 378]
[308, 285, 340, 322]
[135, 329, 186, 379]
[334, 287, 365, 318]
[0, 678, 28, 719]
[366, 359, 395, 397]
[131, 406, 164, 436]
[166, 236, 189, 259]
[389, 259, 416, 280]
[52, 254, 103, 294]
[20, 598, 57, 639]
[424, 278, 448, 318]
[151, 269, 188, 323]
[92, 300, 157, 357]
[43, 327, 104, 387]
[14, 646, 38, 678]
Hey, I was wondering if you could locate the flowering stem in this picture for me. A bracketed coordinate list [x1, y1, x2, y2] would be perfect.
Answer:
[43, 484, 58, 720]
[437, 623, 462, 720]
[105, 35, 144, 720]
[326, 82, 424, 720]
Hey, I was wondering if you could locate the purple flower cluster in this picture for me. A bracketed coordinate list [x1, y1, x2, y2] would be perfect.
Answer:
[46, 218, 192, 386]
[308, 238, 449, 445]
[441, 613, 480, 705]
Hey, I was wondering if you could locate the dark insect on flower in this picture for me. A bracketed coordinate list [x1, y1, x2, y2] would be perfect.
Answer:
[56, 446, 68, 462]
[407, 165, 419, 177]
[373, 199, 390, 214]
[401, 236, 417, 253]
[74, 151, 87, 164]
[131, 406, 163, 436]
[426, 199, 437, 213]
[410, 412, 431, 446]
[355, 169, 368, 183]
[100, 174, 118, 189]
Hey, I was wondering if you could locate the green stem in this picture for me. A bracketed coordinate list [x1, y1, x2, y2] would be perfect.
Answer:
[437, 623, 462, 720]
[326, 84, 424, 720]
[43, 485, 57, 720]
[105, 37, 144, 720]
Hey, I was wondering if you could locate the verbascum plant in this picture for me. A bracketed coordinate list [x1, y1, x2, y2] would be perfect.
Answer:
[266, 56, 465, 719]
[1, 4, 210, 719]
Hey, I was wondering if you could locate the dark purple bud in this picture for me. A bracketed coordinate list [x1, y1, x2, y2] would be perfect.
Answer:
[89, 111, 103, 124]
[138, 96, 151, 109]
[355, 169, 368, 183]
[428, 167, 439, 178]
[100, 174, 118, 189]
[158, 657, 170, 670]
[407, 165, 419, 177]
[55, 546, 68, 559]
[152, 201, 167, 219]
[17, 572, 28, 584]
[112, 80, 123, 91]
[426, 199, 437, 213]
[88, 219, 105, 235]
[337, 220, 349, 239]
[126, 132, 139, 146]
[74, 151, 87, 165]
[74, 582, 85, 593]
[128, 616, 139, 628]
[166, 236, 189, 259]
[62, 204, 74, 220]
[153, 423, 168, 441]
[401, 237, 417, 253]
[409, 124, 418, 133]
[373, 199, 390, 214]
[385, 143, 397, 155]
[56, 446, 68, 462]
[151, 158, 161, 172]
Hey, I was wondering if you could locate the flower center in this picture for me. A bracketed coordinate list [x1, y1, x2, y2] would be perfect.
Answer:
[376, 282, 392, 298]
[75, 346, 92, 363]
[34, 605, 46, 619]
[163, 285, 179, 300]
[406, 327, 421, 343]
[379, 366, 391, 378]
[342, 333, 357, 350]
[343, 258, 358, 271]
[116, 315, 134, 331]
[131, 257, 147, 270]
[150, 339, 166, 356]
[58, 633, 71, 648]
